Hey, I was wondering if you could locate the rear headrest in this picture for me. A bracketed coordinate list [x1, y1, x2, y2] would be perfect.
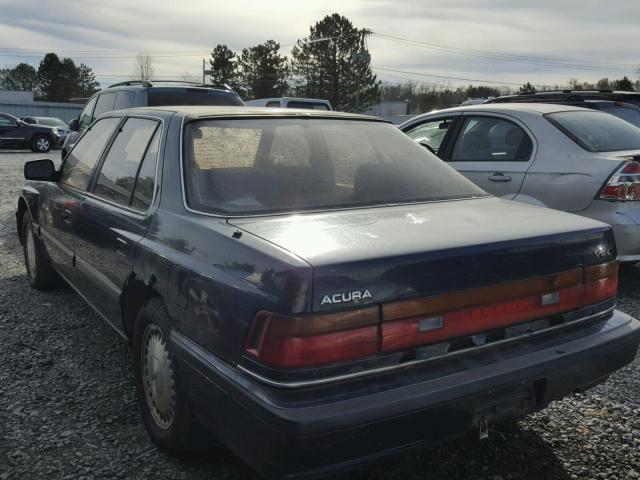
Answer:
[505, 127, 524, 146]
[462, 131, 490, 149]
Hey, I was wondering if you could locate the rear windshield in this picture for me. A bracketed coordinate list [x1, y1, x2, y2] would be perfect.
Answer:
[148, 88, 243, 107]
[546, 110, 640, 152]
[183, 118, 486, 215]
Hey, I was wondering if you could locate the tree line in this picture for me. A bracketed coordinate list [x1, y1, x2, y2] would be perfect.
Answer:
[0, 53, 100, 102]
[208, 13, 380, 112]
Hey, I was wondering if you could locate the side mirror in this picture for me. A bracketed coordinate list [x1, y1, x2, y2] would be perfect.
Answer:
[24, 159, 57, 181]
[69, 118, 79, 131]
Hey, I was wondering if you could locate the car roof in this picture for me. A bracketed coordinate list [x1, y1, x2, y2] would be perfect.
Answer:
[427, 102, 593, 115]
[107, 105, 383, 121]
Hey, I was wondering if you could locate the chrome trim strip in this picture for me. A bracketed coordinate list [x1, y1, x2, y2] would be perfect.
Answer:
[237, 306, 616, 389]
[177, 114, 491, 219]
[75, 255, 121, 298]
[39, 227, 73, 257]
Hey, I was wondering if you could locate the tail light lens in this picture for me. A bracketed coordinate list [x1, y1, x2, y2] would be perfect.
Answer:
[245, 261, 618, 368]
[598, 161, 640, 201]
[244, 307, 380, 368]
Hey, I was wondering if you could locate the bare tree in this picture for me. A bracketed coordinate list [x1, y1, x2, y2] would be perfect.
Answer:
[134, 54, 155, 80]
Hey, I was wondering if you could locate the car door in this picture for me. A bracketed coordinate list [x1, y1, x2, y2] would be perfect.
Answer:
[402, 114, 461, 157]
[39, 117, 121, 281]
[443, 113, 536, 199]
[72, 116, 162, 327]
[0, 114, 27, 148]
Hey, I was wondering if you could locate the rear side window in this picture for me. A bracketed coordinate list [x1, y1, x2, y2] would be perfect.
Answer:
[114, 90, 135, 110]
[450, 116, 532, 161]
[148, 88, 243, 106]
[131, 129, 161, 210]
[93, 92, 117, 118]
[183, 118, 486, 215]
[60, 118, 120, 190]
[547, 110, 640, 152]
[93, 118, 160, 207]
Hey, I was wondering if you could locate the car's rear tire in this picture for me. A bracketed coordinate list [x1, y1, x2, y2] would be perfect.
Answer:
[133, 299, 211, 455]
[31, 135, 51, 153]
[22, 212, 59, 289]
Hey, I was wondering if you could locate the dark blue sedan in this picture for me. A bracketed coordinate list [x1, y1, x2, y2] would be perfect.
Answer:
[16, 106, 640, 478]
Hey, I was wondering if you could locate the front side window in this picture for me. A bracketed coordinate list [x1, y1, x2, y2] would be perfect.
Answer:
[404, 117, 456, 155]
[60, 117, 120, 190]
[451, 116, 532, 161]
[78, 96, 98, 131]
[183, 118, 486, 215]
[547, 110, 640, 152]
[93, 118, 159, 207]
[0, 115, 17, 126]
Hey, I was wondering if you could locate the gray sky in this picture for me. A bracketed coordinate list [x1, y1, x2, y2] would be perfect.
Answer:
[1, 0, 639, 90]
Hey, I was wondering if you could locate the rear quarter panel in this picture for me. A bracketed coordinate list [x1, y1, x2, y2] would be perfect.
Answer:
[516, 114, 623, 211]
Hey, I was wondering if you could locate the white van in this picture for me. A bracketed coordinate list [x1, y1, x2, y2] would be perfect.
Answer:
[245, 97, 332, 110]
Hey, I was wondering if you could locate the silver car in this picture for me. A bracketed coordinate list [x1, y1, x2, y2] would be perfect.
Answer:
[400, 103, 640, 263]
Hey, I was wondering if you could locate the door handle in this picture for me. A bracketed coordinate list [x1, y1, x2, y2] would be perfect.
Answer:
[62, 209, 72, 224]
[488, 173, 512, 182]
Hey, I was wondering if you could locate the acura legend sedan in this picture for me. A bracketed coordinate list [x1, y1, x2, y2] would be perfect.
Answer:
[16, 107, 640, 478]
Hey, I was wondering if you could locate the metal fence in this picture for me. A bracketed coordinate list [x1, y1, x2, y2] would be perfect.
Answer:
[0, 100, 83, 123]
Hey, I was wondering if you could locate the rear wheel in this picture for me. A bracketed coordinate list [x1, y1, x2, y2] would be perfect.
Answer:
[22, 212, 59, 289]
[31, 135, 51, 153]
[133, 299, 211, 454]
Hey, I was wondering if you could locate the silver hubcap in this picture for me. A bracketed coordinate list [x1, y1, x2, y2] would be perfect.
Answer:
[141, 324, 176, 430]
[25, 227, 36, 279]
[36, 138, 49, 151]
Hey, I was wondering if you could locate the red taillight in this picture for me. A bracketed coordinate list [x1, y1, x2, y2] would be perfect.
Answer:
[598, 161, 640, 201]
[244, 261, 618, 368]
[244, 307, 380, 368]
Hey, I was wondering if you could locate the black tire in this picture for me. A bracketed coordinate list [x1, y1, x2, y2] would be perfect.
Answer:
[31, 134, 51, 153]
[22, 212, 59, 289]
[133, 299, 211, 455]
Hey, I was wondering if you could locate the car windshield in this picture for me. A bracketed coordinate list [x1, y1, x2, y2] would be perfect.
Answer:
[183, 118, 487, 215]
[35, 117, 66, 127]
[546, 110, 640, 152]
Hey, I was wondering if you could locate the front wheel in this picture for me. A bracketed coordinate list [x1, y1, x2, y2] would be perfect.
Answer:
[31, 135, 52, 153]
[133, 299, 211, 455]
[22, 212, 59, 289]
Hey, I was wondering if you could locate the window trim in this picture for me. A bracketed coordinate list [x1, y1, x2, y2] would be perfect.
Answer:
[178, 115, 490, 219]
[447, 113, 535, 163]
[85, 114, 164, 217]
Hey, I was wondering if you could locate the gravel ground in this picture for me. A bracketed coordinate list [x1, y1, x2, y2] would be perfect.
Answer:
[0, 150, 639, 480]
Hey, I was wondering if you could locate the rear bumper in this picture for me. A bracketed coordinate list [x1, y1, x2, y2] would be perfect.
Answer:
[580, 200, 640, 262]
[172, 310, 640, 479]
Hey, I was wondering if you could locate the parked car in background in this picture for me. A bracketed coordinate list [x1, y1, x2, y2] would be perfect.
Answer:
[487, 90, 640, 108]
[485, 95, 640, 128]
[17, 106, 639, 478]
[62, 80, 244, 158]
[21, 116, 70, 145]
[0, 112, 60, 152]
[400, 103, 640, 263]
[245, 96, 332, 110]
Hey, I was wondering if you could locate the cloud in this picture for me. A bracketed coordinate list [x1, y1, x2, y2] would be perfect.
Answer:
[0, 0, 638, 89]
